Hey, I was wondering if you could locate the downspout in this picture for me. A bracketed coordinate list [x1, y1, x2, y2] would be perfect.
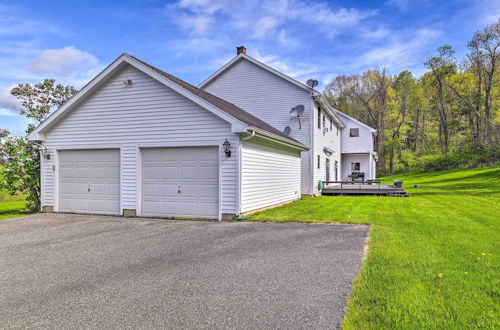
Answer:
[309, 98, 315, 195]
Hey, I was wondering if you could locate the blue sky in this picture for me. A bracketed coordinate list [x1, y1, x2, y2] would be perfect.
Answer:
[1, 0, 498, 135]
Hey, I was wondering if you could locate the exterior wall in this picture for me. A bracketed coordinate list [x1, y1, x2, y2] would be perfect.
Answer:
[40, 64, 238, 216]
[337, 113, 374, 153]
[240, 136, 301, 213]
[341, 153, 374, 181]
[312, 104, 342, 193]
[202, 58, 313, 195]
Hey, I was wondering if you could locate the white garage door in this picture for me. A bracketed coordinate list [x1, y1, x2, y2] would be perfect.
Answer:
[59, 149, 120, 215]
[142, 147, 219, 219]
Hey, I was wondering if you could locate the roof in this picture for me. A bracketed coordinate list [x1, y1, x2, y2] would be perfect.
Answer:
[28, 54, 307, 150]
[334, 109, 377, 132]
[198, 53, 321, 95]
[128, 55, 304, 145]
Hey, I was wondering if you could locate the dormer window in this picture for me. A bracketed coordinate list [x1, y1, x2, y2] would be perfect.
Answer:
[350, 128, 359, 137]
[317, 108, 321, 129]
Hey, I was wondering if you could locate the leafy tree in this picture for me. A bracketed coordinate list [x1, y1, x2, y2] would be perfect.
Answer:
[0, 79, 77, 211]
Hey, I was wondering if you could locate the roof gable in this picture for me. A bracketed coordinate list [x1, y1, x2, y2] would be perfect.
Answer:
[335, 110, 376, 132]
[198, 53, 320, 95]
[28, 54, 306, 148]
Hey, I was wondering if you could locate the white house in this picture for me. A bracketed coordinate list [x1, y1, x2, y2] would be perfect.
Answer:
[28, 53, 308, 220]
[28, 47, 377, 220]
[335, 110, 378, 181]
[199, 46, 376, 192]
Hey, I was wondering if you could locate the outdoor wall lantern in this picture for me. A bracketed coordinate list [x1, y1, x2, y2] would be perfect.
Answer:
[40, 145, 50, 160]
[223, 139, 231, 158]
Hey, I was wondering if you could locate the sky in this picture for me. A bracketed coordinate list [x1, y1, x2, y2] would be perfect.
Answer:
[0, 0, 498, 135]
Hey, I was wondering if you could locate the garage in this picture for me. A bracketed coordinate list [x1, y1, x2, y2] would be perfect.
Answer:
[142, 147, 219, 219]
[59, 149, 120, 215]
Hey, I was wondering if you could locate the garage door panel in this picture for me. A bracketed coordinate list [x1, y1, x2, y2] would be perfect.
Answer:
[142, 147, 218, 219]
[143, 183, 162, 197]
[161, 166, 178, 179]
[162, 184, 178, 197]
[59, 149, 120, 215]
[106, 183, 120, 195]
[143, 166, 162, 179]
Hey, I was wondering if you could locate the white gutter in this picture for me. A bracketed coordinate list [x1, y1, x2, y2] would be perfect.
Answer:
[245, 127, 309, 151]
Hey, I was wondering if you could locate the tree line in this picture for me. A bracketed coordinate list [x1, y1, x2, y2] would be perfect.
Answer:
[324, 20, 500, 174]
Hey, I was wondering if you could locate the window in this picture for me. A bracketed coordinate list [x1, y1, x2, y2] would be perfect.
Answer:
[351, 162, 361, 171]
[317, 108, 321, 129]
[322, 114, 326, 129]
[350, 128, 359, 137]
[317, 154, 320, 169]
[330, 117, 333, 131]
[336, 125, 339, 136]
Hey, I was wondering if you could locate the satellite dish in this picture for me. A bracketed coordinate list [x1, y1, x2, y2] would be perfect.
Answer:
[283, 126, 291, 136]
[306, 79, 319, 88]
[289, 105, 305, 130]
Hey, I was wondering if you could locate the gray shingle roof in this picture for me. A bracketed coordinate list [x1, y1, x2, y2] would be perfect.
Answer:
[128, 54, 303, 145]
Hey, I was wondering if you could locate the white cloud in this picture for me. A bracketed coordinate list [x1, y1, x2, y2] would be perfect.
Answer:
[169, 0, 376, 44]
[253, 51, 319, 80]
[28, 46, 99, 75]
[253, 16, 277, 38]
[357, 28, 441, 71]
[0, 85, 19, 110]
[177, 14, 214, 35]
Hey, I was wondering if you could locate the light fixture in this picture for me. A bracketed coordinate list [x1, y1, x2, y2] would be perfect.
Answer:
[223, 139, 231, 158]
[40, 145, 50, 160]
[123, 79, 133, 85]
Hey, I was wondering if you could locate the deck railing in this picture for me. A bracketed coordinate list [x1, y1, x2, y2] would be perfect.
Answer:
[322, 180, 382, 190]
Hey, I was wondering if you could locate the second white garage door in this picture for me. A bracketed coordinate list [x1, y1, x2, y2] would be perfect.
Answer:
[142, 147, 219, 219]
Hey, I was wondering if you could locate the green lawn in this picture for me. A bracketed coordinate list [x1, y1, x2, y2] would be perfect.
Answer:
[250, 168, 500, 329]
[0, 201, 29, 220]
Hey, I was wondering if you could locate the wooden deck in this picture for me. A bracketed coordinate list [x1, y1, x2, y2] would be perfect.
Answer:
[321, 181, 408, 196]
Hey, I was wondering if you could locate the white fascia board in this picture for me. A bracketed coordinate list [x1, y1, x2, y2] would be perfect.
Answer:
[198, 54, 320, 95]
[246, 127, 309, 151]
[335, 109, 377, 132]
[314, 96, 345, 128]
[28, 54, 249, 140]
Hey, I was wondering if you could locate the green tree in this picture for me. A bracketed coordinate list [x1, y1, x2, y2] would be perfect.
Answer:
[0, 79, 77, 211]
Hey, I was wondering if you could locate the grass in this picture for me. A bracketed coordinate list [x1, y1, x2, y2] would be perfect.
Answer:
[0, 200, 29, 220]
[250, 167, 500, 329]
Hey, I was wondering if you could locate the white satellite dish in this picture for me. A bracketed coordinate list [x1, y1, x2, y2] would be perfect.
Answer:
[283, 126, 291, 136]
[290, 105, 305, 129]
[306, 79, 318, 88]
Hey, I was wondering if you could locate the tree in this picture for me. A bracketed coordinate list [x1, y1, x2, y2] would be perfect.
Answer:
[0, 79, 77, 211]
[424, 45, 457, 154]
[467, 19, 500, 144]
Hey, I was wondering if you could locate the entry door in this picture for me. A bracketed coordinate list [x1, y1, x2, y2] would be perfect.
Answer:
[325, 158, 330, 182]
[59, 149, 120, 215]
[142, 147, 219, 219]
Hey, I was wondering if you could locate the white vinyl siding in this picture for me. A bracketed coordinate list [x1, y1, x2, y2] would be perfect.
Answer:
[313, 105, 341, 192]
[202, 58, 313, 195]
[240, 137, 301, 213]
[41, 64, 238, 216]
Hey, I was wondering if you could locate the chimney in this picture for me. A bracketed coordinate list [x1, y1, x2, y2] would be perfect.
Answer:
[236, 46, 246, 55]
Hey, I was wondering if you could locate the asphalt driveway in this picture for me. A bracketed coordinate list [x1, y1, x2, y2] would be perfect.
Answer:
[0, 214, 368, 329]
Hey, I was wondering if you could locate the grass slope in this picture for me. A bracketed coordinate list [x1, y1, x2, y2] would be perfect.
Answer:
[250, 168, 500, 329]
[0, 201, 29, 220]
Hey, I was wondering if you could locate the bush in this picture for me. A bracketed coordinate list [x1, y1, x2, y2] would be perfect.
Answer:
[419, 149, 500, 172]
